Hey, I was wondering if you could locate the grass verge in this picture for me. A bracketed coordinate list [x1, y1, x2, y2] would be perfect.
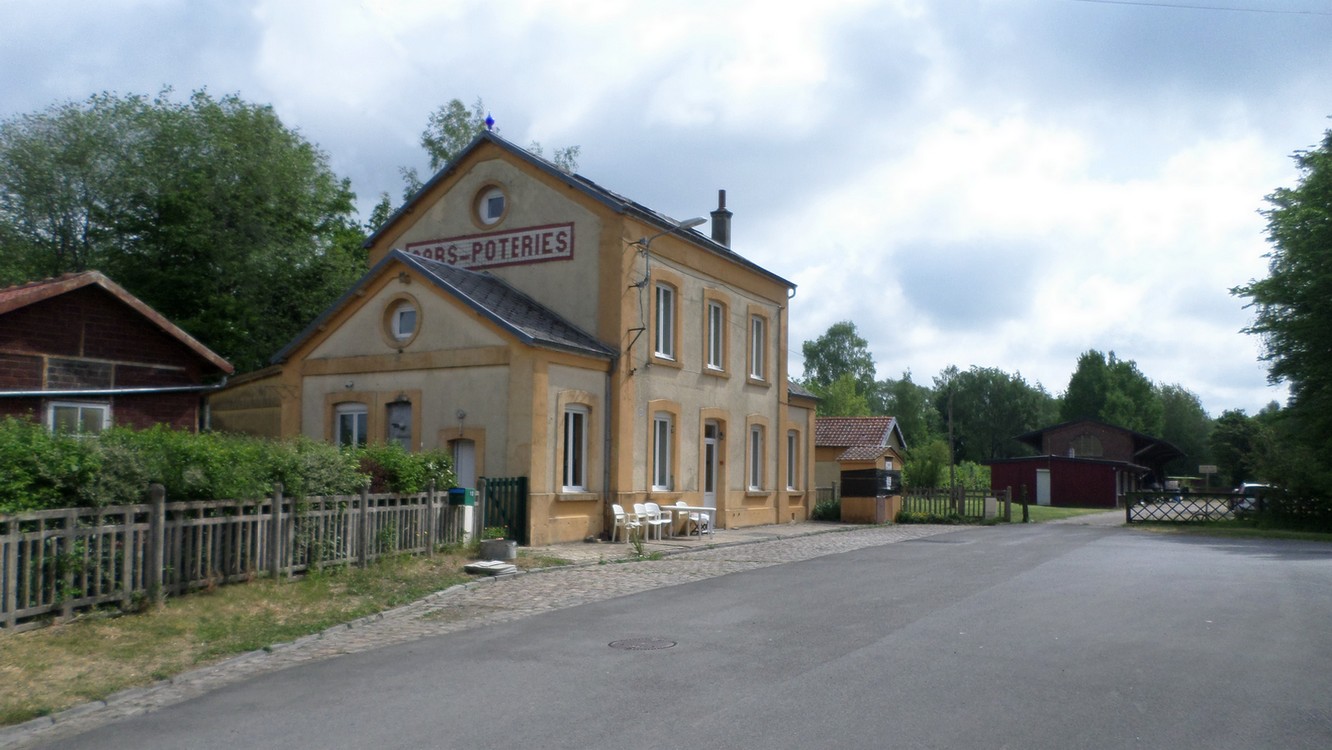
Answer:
[0, 546, 569, 727]
[1009, 505, 1114, 523]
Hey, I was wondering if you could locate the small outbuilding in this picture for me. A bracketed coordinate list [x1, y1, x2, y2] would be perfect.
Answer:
[0, 271, 233, 433]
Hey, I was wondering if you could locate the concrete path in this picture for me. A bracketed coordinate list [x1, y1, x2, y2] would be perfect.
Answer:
[5, 519, 1013, 748]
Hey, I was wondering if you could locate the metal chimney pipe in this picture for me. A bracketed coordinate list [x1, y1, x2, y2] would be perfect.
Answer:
[710, 189, 732, 248]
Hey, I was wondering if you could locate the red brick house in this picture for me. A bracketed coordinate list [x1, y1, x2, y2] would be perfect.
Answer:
[987, 419, 1182, 508]
[0, 272, 233, 433]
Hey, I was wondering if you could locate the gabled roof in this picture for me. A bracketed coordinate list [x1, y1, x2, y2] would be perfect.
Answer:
[272, 250, 616, 364]
[815, 416, 907, 460]
[364, 130, 795, 290]
[1015, 418, 1183, 466]
[0, 271, 233, 374]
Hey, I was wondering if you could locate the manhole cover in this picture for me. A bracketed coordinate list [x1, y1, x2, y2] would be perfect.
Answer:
[609, 637, 676, 651]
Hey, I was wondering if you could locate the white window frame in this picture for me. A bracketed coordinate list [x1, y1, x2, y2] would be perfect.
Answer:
[477, 186, 506, 225]
[47, 401, 110, 435]
[335, 403, 368, 448]
[749, 315, 766, 380]
[787, 430, 799, 491]
[391, 301, 417, 340]
[748, 424, 764, 491]
[652, 412, 673, 491]
[563, 405, 589, 492]
[706, 300, 725, 370]
[654, 283, 676, 360]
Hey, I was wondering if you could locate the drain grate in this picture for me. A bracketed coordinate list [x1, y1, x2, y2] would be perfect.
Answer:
[609, 637, 677, 651]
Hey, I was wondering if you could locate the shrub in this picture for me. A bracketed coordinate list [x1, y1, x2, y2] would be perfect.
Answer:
[0, 417, 455, 513]
[811, 498, 841, 521]
[895, 509, 963, 525]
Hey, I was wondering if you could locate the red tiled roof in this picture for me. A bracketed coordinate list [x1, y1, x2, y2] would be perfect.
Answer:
[815, 416, 897, 448]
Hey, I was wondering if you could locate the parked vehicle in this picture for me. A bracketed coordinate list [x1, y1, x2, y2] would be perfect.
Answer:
[1231, 483, 1271, 514]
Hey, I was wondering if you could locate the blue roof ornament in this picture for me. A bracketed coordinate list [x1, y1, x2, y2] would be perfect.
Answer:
[485, 112, 495, 131]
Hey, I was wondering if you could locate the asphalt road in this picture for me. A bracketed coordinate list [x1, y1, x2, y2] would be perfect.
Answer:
[39, 523, 1332, 749]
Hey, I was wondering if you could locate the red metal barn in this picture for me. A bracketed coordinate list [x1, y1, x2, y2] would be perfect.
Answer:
[987, 419, 1182, 508]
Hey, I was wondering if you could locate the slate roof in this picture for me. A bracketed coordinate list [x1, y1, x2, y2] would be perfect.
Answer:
[272, 250, 615, 364]
[0, 271, 233, 374]
[364, 130, 795, 290]
[787, 380, 820, 400]
[815, 416, 906, 461]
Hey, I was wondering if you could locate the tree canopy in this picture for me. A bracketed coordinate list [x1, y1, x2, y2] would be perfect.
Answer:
[1061, 350, 1164, 435]
[0, 89, 366, 372]
[1235, 125, 1332, 491]
[801, 321, 876, 415]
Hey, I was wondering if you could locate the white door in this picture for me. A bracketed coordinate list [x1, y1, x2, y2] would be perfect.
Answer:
[703, 421, 719, 509]
[1036, 469, 1052, 506]
[451, 439, 476, 488]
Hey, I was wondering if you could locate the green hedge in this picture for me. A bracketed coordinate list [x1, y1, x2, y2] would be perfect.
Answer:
[0, 417, 456, 514]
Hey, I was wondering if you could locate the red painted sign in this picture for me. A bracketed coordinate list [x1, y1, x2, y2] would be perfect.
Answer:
[404, 223, 575, 270]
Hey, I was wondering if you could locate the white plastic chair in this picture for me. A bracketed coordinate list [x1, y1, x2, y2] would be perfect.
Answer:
[611, 504, 642, 543]
[644, 502, 672, 540]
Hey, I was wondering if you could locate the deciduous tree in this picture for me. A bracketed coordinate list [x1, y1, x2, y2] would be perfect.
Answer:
[0, 89, 365, 372]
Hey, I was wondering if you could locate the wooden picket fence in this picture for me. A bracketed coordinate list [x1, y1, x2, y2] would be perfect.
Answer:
[0, 483, 469, 633]
[901, 487, 1010, 521]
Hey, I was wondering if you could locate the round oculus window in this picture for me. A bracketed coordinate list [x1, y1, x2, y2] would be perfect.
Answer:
[476, 186, 506, 226]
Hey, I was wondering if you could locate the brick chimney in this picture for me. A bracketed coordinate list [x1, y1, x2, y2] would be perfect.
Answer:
[710, 189, 732, 248]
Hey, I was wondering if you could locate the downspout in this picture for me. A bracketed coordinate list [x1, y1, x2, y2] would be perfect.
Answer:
[603, 353, 618, 533]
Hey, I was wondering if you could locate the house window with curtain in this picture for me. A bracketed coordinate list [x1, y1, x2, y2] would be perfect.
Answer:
[654, 283, 676, 360]
[335, 403, 368, 448]
[787, 430, 799, 490]
[563, 405, 589, 491]
[652, 412, 673, 490]
[749, 314, 766, 381]
[748, 424, 765, 490]
[706, 299, 725, 371]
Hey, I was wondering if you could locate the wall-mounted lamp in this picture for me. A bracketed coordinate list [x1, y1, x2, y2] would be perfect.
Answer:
[344, 380, 354, 390]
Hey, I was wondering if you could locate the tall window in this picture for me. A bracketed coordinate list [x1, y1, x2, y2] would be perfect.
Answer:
[652, 412, 673, 490]
[563, 406, 588, 491]
[748, 425, 764, 490]
[654, 283, 676, 359]
[787, 431, 799, 490]
[706, 300, 725, 370]
[335, 403, 368, 448]
[48, 401, 109, 435]
[749, 315, 766, 380]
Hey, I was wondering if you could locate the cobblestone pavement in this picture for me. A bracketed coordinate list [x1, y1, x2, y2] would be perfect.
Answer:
[3, 520, 1045, 748]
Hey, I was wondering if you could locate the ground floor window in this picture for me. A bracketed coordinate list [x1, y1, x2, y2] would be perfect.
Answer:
[47, 401, 110, 435]
[653, 412, 673, 490]
[335, 403, 368, 448]
[748, 424, 765, 490]
[563, 406, 588, 491]
[787, 430, 799, 490]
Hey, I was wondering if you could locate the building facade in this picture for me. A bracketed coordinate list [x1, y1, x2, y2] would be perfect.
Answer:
[210, 132, 817, 545]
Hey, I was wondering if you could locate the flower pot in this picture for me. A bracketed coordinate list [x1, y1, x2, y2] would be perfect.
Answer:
[479, 538, 517, 561]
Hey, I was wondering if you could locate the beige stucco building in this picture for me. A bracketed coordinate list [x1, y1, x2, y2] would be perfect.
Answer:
[211, 132, 817, 545]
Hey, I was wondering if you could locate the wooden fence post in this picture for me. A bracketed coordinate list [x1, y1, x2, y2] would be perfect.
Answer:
[60, 507, 77, 620]
[359, 482, 371, 568]
[270, 483, 284, 581]
[147, 484, 166, 607]
[1004, 487, 1013, 523]
[426, 480, 437, 557]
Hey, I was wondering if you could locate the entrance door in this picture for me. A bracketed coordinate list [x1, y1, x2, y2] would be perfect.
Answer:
[703, 421, 719, 509]
[451, 439, 476, 489]
[1036, 469, 1052, 506]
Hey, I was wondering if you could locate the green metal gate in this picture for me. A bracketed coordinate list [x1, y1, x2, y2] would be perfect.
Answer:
[481, 476, 529, 545]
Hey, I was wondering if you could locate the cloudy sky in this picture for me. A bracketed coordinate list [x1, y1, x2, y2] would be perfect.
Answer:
[4, 0, 1329, 416]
